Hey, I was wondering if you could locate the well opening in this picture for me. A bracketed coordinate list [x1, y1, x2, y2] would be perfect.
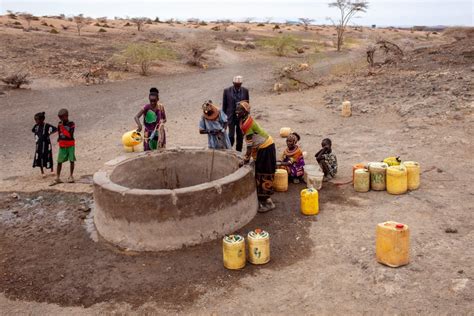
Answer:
[110, 150, 240, 190]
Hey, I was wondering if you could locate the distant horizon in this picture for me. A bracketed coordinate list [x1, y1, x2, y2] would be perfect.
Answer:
[1, 0, 473, 27]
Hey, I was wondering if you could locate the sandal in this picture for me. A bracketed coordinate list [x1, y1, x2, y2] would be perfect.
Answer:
[67, 176, 75, 183]
[49, 178, 62, 186]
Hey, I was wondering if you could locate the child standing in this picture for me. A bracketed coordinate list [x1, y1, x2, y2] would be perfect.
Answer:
[315, 138, 338, 180]
[199, 100, 231, 149]
[53, 108, 76, 184]
[32, 112, 57, 177]
[277, 132, 305, 183]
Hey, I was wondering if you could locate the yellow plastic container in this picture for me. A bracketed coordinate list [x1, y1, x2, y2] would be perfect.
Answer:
[123, 145, 134, 153]
[383, 156, 401, 166]
[279, 127, 292, 138]
[341, 101, 352, 117]
[376, 221, 410, 267]
[354, 168, 370, 192]
[122, 130, 143, 147]
[223, 235, 246, 270]
[386, 165, 408, 195]
[300, 187, 319, 215]
[274, 169, 288, 192]
[403, 161, 420, 190]
[368, 162, 388, 191]
[247, 229, 270, 265]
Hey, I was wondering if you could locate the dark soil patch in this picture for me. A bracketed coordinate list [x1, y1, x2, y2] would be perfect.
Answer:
[0, 183, 326, 309]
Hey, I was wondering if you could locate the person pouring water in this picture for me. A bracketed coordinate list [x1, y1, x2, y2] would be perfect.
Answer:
[134, 87, 167, 150]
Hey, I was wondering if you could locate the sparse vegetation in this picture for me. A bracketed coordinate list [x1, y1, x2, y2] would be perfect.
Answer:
[74, 14, 88, 36]
[131, 17, 147, 31]
[18, 13, 36, 30]
[299, 18, 315, 31]
[98, 28, 107, 33]
[114, 43, 175, 75]
[184, 39, 216, 67]
[328, 0, 369, 51]
[1, 72, 31, 88]
[50, 28, 59, 34]
[259, 35, 299, 56]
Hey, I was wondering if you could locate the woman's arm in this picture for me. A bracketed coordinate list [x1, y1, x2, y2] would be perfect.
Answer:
[134, 109, 145, 132]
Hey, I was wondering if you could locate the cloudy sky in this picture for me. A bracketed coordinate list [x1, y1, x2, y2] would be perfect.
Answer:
[1, 0, 472, 26]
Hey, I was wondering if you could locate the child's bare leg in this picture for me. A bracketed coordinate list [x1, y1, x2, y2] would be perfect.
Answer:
[40, 166, 44, 175]
[67, 162, 75, 183]
[56, 163, 62, 180]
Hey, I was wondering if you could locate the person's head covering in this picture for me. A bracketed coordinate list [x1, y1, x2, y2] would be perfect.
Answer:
[202, 100, 219, 120]
[232, 75, 243, 83]
[34, 112, 45, 120]
[149, 87, 159, 97]
[287, 133, 298, 143]
[238, 100, 250, 113]
[58, 108, 68, 116]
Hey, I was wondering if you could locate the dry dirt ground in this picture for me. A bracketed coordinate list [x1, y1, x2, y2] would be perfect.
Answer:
[0, 17, 473, 314]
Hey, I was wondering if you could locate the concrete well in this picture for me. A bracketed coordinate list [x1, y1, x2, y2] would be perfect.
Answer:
[93, 147, 258, 251]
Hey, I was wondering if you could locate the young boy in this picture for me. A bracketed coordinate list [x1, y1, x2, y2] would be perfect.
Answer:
[315, 138, 337, 181]
[53, 108, 76, 184]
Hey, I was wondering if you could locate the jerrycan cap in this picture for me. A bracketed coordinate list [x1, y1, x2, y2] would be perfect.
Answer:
[395, 224, 405, 229]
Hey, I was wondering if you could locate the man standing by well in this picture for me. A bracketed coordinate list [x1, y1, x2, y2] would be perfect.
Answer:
[222, 75, 249, 152]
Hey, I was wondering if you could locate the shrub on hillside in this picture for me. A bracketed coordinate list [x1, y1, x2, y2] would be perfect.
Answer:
[259, 35, 299, 56]
[183, 39, 216, 67]
[1, 72, 31, 88]
[114, 43, 175, 75]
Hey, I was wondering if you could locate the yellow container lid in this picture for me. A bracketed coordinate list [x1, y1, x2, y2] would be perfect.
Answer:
[275, 169, 287, 175]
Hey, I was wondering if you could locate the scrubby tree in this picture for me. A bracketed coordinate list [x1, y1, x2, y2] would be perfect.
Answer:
[259, 35, 299, 56]
[299, 18, 315, 31]
[184, 39, 216, 67]
[1, 72, 31, 88]
[264, 17, 273, 23]
[243, 17, 255, 23]
[19, 13, 35, 30]
[131, 17, 147, 31]
[115, 43, 174, 75]
[74, 14, 87, 36]
[97, 16, 108, 23]
[328, 0, 369, 51]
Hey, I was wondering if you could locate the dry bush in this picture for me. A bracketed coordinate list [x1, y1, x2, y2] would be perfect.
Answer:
[259, 35, 299, 56]
[131, 17, 147, 31]
[239, 25, 250, 32]
[184, 39, 216, 67]
[98, 28, 107, 33]
[1, 72, 31, 88]
[97, 17, 108, 23]
[74, 14, 90, 36]
[113, 43, 175, 75]
[6, 10, 17, 19]
[60, 24, 69, 30]
[50, 28, 59, 34]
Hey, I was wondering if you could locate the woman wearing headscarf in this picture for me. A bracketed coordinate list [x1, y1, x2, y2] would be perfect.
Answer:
[236, 101, 276, 212]
[134, 87, 166, 150]
[278, 132, 305, 183]
[199, 100, 231, 149]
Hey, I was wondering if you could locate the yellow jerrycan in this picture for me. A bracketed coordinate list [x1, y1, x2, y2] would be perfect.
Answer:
[121, 130, 143, 147]
[123, 145, 134, 153]
[403, 161, 420, 190]
[376, 221, 410, 267]
[300, 187, 319, 215]
[386, 165, 408, 195]
[341, 100, 352, 117]
[279, 127, 292, 138]
[223, 235, 246, 270]
[383, 156, 401, 166]
[354, 168, 370, 192]
[247, 229, 270, 265]
[274, 169, 288, 192]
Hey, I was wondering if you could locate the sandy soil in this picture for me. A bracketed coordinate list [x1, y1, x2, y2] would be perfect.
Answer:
[0, 16, 473, 314]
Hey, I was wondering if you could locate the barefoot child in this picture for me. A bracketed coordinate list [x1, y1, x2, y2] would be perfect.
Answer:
[315, 138, 337, 180]
[277, 132, 305, 183]
[54, 108, 76, 184]
[32, 112, 57, 177]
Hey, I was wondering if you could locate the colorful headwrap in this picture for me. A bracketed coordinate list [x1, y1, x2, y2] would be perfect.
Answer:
[202, 100, 219, 121]
[238, 100, 250, 113]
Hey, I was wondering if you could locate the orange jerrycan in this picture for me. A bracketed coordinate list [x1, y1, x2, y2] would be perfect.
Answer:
[352, 163, 366, 183]
[376, 221, 410, 267]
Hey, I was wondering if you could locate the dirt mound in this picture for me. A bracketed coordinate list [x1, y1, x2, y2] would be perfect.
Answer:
[325, 38, 473, 119]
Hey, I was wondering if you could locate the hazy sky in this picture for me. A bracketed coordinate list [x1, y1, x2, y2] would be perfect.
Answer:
[1, 0, 472, 26]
